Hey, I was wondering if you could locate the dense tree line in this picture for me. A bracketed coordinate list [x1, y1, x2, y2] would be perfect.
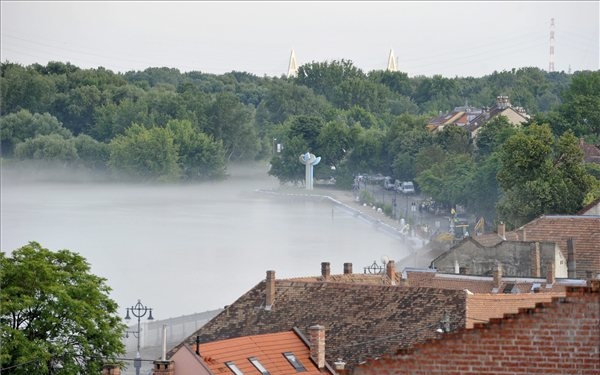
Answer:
[1, 60, 599, 226]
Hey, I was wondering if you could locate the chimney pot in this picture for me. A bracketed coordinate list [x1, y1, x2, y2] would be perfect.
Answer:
[321, 262, 330, 279]
[343, 263, 352, 274]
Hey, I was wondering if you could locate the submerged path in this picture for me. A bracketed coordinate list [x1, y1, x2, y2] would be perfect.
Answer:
[256, 186, 444, 268]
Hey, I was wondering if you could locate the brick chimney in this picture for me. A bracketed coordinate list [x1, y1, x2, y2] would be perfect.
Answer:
[343, 262, 353, 274]
[265, 270, 275, 310]
[517, 228, 526, 241]
[493, 263, 503, 290]
[498, 222, 506, 240]
[321, 262, 330, 279]
[102, 364, 121, 375]
[386, 260, 397, 285]
[567, 238, 576, 278]
[546, 261, 555, 285]
[308, 325, 325, 369]
[530, 242, 541, 278]
[153, 361, 174, 375]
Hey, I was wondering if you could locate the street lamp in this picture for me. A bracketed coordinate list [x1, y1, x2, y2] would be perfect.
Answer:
[125, 299, 154, 375]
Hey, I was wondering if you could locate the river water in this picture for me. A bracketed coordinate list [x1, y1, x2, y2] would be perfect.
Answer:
[1, 163, 411, 319]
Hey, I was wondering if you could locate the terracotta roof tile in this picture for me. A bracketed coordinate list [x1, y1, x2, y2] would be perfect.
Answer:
[197, 331, 324, 375]
[466, 293, 564, 328]
[177, 279, 467, 370]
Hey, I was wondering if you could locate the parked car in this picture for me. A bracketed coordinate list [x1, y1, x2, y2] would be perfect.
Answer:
[398, 181, 415, 194]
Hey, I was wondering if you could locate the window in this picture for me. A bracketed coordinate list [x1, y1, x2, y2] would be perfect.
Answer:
[225, 362, 244, 375]
[248, 357, 270, 375]
[283, 352, 306, 372]
[502, 283, 515, 294]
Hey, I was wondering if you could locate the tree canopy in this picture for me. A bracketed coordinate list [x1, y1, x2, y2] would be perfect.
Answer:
[0, 242, 125, 374]
[1, 60, 599, 225]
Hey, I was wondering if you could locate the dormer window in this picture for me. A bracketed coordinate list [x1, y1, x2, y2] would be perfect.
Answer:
[225, 361, 244, 375]
[248, 357, 270, 375]
[283, 352, 306, 372]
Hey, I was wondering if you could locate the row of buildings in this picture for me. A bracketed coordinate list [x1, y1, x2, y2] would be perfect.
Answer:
[110, 88, 599, 374]
[104, 198, 600, 375]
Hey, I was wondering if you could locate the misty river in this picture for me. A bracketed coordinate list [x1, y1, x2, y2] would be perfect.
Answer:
[1, 163, 413, 319]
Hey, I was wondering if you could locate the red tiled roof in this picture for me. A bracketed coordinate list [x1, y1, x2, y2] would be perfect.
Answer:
[198, 331, 326, 375]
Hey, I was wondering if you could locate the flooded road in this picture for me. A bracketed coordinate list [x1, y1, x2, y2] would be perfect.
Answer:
[1, 163, 411, 319]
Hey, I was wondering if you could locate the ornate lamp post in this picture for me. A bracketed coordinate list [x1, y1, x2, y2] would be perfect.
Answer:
[125, 299, 154, 375]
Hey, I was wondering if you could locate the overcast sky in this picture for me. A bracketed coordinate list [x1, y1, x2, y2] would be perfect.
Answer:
[1, 1, 598, 78]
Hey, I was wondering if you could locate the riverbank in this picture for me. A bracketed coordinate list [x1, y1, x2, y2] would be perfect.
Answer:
[258, 185, 449, 269]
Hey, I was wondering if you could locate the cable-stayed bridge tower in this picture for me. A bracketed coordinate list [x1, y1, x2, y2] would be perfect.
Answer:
[287, 49, 298, 78]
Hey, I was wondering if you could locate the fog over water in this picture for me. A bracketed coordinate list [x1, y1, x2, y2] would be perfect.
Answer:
[2, 163, 411, 319]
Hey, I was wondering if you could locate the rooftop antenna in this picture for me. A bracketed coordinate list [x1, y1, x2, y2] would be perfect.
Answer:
[549, 18, 555, 72]
[287, 49, 298, 78]
[387, 49, 397, 72]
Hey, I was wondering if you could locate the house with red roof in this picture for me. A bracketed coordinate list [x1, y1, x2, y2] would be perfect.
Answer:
[161, 260, 585, 374]
[154, 328, 335, 375]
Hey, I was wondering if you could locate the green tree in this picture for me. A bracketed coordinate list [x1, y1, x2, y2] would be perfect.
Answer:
[416, 153, 475, 207]
[0, 63, 55, 115]
[288, 115, 324, 153]
[14, 134, 78, 163]
[92, 98, 150, 142]
[0, 242, 125, 374]
[166, 119, 227, 180]
[316, 120, 352, 171]
[295, 59, 364, 102]
[0, 110, 72, 157]
[435, 125, 472, 154]
[497, 124, 596, 227]
[556, 71, 600, 138]
[474, 115, 517, 157]
[72, 134, 110, 169]
[345, 127, 386, 174]
[206, 92, 259, 161]
[108, 124, 181, 181]
[268, 135, 309, 185]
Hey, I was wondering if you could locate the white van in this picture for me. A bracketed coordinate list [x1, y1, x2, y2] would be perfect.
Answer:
[399, 181, 415, 194]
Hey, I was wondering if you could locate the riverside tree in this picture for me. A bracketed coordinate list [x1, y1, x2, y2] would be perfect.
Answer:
[0, 242, 125, 374]
[496, 124, 597, 228]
